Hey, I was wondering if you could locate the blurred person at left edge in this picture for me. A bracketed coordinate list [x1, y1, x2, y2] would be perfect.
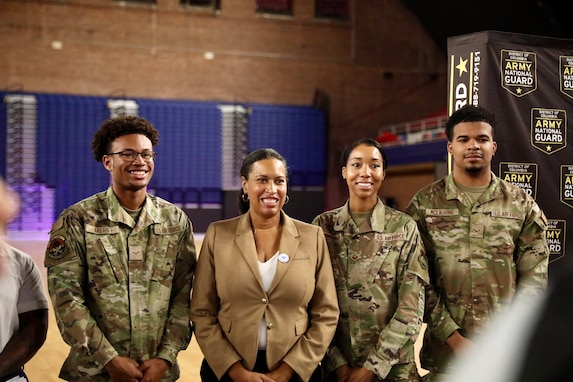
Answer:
[0, 176, 49, 382]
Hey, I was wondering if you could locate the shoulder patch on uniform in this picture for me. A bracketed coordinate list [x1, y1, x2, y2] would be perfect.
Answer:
[45, 235, 72, 267]
[49, 216, 64, 233]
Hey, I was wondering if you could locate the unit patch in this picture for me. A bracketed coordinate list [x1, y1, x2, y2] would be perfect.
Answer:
[45, 235, 72, 267]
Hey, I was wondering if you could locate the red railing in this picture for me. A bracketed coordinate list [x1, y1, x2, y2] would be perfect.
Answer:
[376, 114, 448, 147]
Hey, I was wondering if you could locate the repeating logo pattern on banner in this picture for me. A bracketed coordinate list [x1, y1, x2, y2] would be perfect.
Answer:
[500, 49, 537, 97]
[449, 31, 573, 269]
[560, 55, 573, 99]
[530, 108, 567, 154]
[561, 165, 573, 209]
[499, 162, 538, 198]
[548, 219, 566, 263]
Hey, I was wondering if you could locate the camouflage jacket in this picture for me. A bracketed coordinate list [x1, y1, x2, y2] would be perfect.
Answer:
[312, 199, 429, 380]
[405, 173, 549, 374]
[44, 187, 197, 381]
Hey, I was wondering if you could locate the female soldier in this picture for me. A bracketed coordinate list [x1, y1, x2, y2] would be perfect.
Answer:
[313, 138, 428, 382]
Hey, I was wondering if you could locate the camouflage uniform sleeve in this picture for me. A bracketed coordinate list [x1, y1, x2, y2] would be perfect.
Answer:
[310, 215, 349, 375]
[156, 215, 197, 365]
[514, 201, 549, 297]
[363, 221, 429, 379]
[405, 197, 460, 344]
[424, 281, 460, 344]
[44, 210, 119, 367]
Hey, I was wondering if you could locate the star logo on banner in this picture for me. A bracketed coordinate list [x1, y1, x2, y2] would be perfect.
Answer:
[516, 88, 523, 94]
[546, 145, 552, 151]
[456, 57, 468, 76]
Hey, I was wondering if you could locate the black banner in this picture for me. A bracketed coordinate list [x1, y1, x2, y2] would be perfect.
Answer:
[447, 31, 573, 278]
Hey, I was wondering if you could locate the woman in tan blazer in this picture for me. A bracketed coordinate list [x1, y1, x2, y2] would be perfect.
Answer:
[190, 148, 339, 382]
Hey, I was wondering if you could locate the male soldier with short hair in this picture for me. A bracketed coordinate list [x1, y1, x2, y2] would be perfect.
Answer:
[45, 116, 197, 381]
[405, 105, 549, 381]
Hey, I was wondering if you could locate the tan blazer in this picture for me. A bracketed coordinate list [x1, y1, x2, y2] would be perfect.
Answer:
[190, 211, 339, 381]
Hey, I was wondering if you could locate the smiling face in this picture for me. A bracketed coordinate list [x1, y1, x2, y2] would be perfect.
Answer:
[342, 143, 385, 210]
[102, 134, 155, 196]
[242, 158, 287, 220]
[448, 121, 497, 183]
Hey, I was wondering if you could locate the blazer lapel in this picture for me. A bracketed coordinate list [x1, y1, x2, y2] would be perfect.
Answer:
[268, 212, 299, 295]
[235, 213, 265, 291]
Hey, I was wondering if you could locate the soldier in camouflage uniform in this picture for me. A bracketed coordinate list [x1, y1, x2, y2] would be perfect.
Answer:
[405, 105, 549, 381]
[313, 138, 429, 382]
[44, 116, 197, 381]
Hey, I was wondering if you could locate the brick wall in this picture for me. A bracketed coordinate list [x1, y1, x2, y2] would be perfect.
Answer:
[0, 0, 448, 210]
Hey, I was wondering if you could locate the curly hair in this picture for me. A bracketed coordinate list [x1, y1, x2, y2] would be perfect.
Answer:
[91, 115, 160, 162]
[445, 105, 496, 141]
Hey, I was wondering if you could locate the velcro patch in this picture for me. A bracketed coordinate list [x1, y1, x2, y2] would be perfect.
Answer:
[45, 235, 73, 267]
[491, 211, 526, 220]
[49, 216, 64, 233]
[154, 225, 183, 235]
[426, 208, 459, 216]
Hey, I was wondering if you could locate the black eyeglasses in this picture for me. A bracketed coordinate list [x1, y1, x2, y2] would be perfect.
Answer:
[106, 150, 157, 161]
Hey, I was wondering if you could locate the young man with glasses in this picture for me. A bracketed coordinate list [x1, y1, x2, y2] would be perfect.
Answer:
[45, 115, 197, 381]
